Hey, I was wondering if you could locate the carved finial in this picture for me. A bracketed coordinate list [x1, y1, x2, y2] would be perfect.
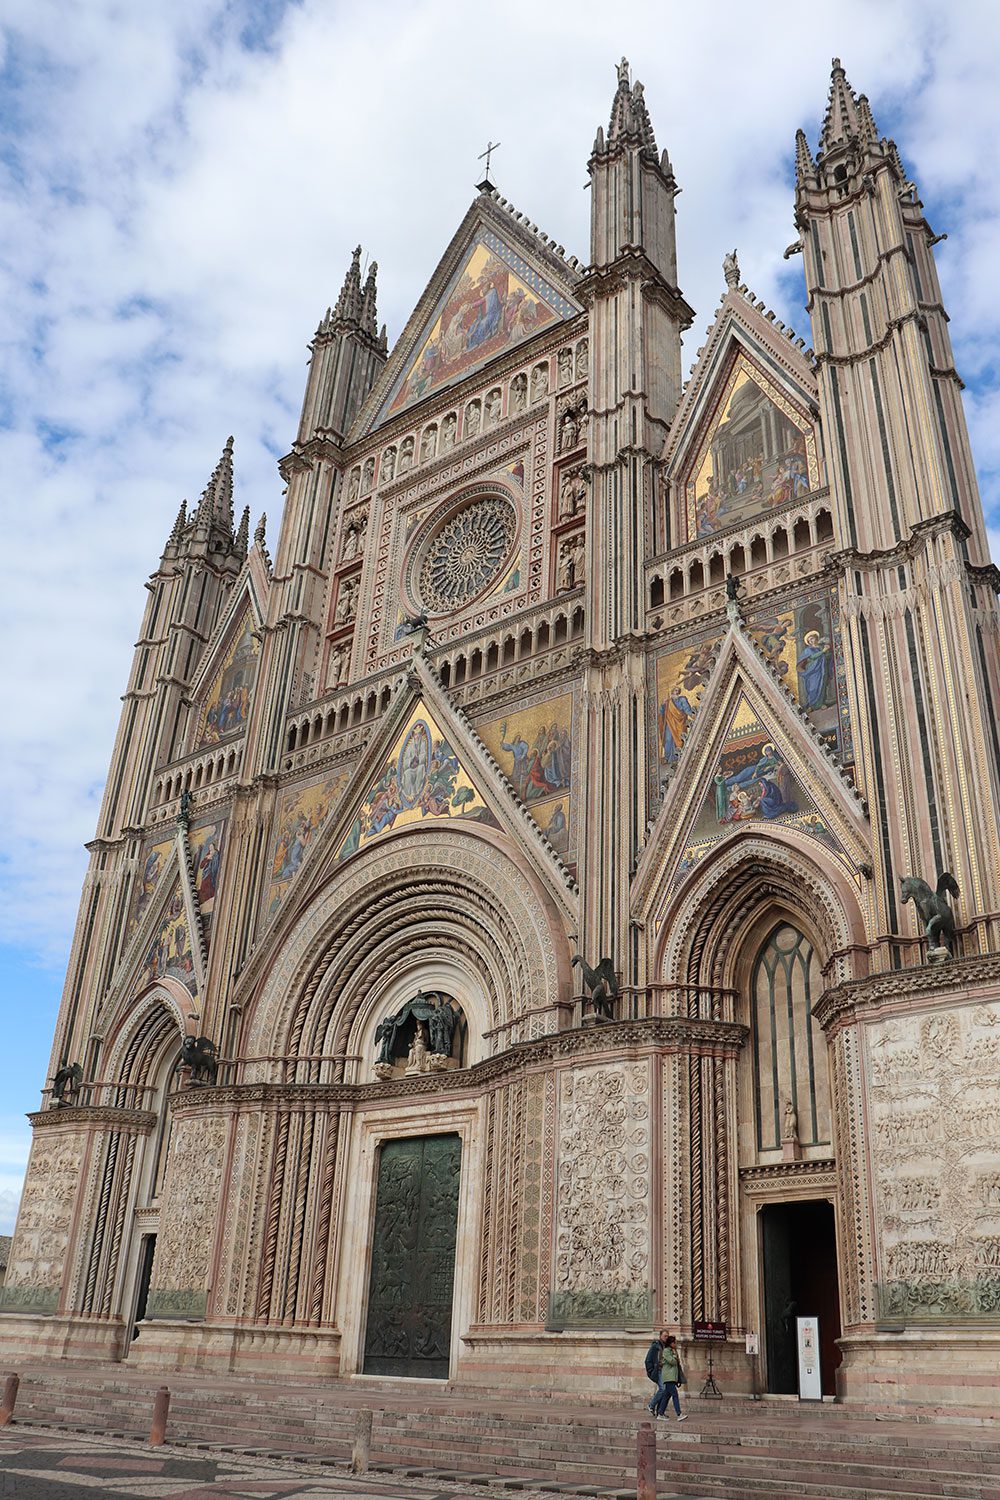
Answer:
[820, 57, 863, 152]
[254, 513, 267, 550]
[333, 244, 363, 324]
[723, 249, 740, 289]
[195, 436, 235, 532]
[795, 128, 816, 186]
[235, 504, 250, 558]
[166, 498, 187, 550]
[360, 260, 379, 339]
[617, 56, 630, 87]
[606, 55, 658, 158]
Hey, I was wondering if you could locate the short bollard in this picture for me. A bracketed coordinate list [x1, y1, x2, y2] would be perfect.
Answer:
[636, 1420, 656, 1500]
[0, 1374, 19, 1428]
[149, 1386, 170, 1446]
[351, 1407, 373, 1474]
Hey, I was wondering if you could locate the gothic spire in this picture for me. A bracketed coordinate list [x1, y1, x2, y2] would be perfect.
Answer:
[360, 260, 379, 339]
[795, 127, 817, 185]
[235, 503, 250, 558]
[856, 92, 880, 144]
[820, 58, 862, 152]
[602, 56, 658, 159]
[195, 435, 235, 532]
[333, 245, 363, 324]
[166, 498, 187, 552]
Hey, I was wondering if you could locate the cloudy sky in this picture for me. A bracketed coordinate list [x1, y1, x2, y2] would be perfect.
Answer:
[1, 0, 998, 1233]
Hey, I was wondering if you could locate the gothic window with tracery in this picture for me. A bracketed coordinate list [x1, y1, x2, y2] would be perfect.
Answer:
[751, 922, 831, 1152]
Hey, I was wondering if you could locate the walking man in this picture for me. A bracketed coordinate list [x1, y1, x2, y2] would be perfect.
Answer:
[644, 1330, 687, 1420]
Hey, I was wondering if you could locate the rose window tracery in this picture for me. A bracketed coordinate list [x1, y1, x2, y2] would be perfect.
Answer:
[417, 496, 517, 613]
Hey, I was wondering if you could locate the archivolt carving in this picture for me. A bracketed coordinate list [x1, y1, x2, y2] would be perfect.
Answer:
[658, 833, 864, 995]
[102, 985, 187, 1085]
[245, 828, 567, 1065]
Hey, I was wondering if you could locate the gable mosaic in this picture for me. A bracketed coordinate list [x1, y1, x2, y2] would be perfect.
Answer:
[198, 612, 260, 746]
[478, 693, 574, 815]
[380, 229, 576, 419]
[687, 356, 820, 539]
[266, 770, 352, 919]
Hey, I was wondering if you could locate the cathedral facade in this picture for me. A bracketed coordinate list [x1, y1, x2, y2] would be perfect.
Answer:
[4, 60, 1000, 1408]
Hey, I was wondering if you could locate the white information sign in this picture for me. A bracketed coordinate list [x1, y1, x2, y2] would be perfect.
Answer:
[796, 1315, 822, 1401]
[745, 1332, 759, 1356]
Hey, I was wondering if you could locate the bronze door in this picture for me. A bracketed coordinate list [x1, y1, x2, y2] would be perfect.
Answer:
[363, 1133, 462, 1378]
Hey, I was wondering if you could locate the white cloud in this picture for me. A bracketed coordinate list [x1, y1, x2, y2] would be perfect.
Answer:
[0, 0, 998, 979]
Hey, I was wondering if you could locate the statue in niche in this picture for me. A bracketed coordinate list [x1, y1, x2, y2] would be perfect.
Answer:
[560, 408, 580, 452]
[510, 374, 528, 414]
[420, 425, 437, 463]
[381, 446, 396, 481]
[575, 338, 589, 380]
[361, 458, 375, 492]
[900, 872, 961, 961]
[465, 401, 481, 438]
[559, 469, 587, 521]
[441, 412, 457, 449]
[531, 363, 549, 403]
[342, 510, 367, 561]
[326, 643, 346, 689]
[558, 348, 573, 387]
[406, 1020, 429, 1074]
[485, 388, 502, 427]
[398, 436, 414, 474]
[373, 990, 459, 1077]
[782, 1097, 798, 1141]
[334, 578, 356, 626]
[347, 468, 360, 503]
[571, 955, 618, 1021]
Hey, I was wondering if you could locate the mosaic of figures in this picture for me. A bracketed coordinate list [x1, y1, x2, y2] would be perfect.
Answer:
[128, 820, 226, 950]
[338, 707, 497, 861]
[670, 697, 842, 889]
[197, 612, 260, 746]
[687, 359, 819, 538]
[347, 340, 587, 502]
[654, 591, 853, 770]
[479, 693, 573, 817]
[382, 230, 576, 419]
[140, 882, 196, 995]
[266, 769, 351, 919]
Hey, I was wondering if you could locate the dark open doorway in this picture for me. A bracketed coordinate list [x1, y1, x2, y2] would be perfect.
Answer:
[761, 1200, 841, 1396]
[125, 1234, 157, 1356]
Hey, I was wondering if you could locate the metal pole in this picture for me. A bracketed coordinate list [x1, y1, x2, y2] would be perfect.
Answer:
[0, 1374, 19, 1428]
[636, 1420, 656, 1500]
[149, 1386, 170, 1446]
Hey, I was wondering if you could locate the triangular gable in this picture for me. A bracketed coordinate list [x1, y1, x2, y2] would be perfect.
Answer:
[360, 196, 583, 434]
[635, 625, 869, 915]
[264, 765, 355, 923]
[663, 290, 821, 545]
[241, 652, 578, 987]
[184, 553, 268, 752]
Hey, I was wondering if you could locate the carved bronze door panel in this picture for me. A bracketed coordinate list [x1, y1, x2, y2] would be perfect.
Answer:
[363, 1133, 462, 1378]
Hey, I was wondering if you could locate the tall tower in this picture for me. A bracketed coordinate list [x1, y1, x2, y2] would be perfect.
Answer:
[580, 60, 693, 977]
[249, 249, 386, 773]
[798, 60, 1000, 933]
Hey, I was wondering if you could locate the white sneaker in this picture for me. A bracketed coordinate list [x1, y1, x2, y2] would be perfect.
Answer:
[677, 1413, 688, 1422]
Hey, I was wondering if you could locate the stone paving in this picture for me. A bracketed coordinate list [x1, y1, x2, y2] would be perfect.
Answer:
[0, 1428, 670, 1500]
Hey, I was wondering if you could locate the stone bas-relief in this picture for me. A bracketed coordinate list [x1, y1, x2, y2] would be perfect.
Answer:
[146, 1114, 227, 1320]
[868, 1004, 1000, 1320]
[552, 1061, 651, 1326]
[0, 1130, 86, 1310]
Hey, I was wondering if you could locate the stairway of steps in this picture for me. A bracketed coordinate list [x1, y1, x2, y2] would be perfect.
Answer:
[3, 1363, 1000, 1500]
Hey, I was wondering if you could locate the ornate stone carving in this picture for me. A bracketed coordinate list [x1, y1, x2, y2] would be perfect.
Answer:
[868, 1003, 1000, 1321]
[418, 495, 517, 613]
[1, 1129, 85, 1307]
[147, 1112, 227, 1318]
[554, 1061, 651, 1314]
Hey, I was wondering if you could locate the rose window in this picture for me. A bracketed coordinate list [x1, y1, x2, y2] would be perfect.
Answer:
[418, 496, 517, 613]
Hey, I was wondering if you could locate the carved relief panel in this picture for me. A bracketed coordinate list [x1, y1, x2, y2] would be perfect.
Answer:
[0, 1127, 86, 1312]
[550, 1060, 652, 1327]
[866, 1002, 1000, 1321]
[146, 1112, 227, 1320]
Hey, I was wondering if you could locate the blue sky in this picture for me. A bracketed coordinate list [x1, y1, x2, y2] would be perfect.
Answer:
[1, 0, 998, 1233]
